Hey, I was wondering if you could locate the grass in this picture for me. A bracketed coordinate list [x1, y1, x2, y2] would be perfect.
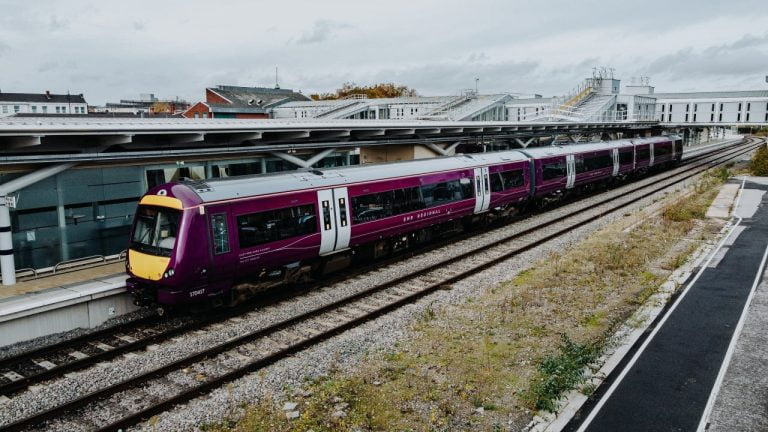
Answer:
[208, 170, 728, 432]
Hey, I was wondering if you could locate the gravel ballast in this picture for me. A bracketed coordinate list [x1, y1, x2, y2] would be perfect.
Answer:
[0, 162, 727, 430]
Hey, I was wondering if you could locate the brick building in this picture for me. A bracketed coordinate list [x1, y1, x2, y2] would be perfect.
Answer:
[183, 85, 310, 119]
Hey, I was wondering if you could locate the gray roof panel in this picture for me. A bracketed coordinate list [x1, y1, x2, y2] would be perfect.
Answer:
[0, 92, 87, 104]
[191, 150, 530, 203]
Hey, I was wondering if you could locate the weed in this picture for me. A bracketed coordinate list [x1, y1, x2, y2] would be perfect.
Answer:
[581, 382, 597, 396]
[521, 335, 601, 412]
[420, 302, 437, 322]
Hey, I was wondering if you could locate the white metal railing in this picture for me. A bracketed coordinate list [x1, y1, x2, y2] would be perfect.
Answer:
[340, 94, 368, 100]
[0, 250, 127, 283]
[520, 106, 657, 123]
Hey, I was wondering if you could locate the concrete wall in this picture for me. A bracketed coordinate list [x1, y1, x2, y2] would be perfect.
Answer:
[0, 290, 138, 347]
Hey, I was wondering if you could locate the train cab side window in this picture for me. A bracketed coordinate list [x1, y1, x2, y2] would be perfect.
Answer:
[211, 213, 230, 254]
[237, 204, 316, 248]
[542, 160, 567, 180]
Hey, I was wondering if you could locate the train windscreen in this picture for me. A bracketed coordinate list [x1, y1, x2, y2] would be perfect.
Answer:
[131, 205, 181, 257]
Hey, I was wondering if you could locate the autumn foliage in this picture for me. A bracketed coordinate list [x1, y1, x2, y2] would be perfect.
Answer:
[310, 82, 418, 100]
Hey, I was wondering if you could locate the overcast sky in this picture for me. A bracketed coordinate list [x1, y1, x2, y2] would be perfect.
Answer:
[0, 0, 766, 104]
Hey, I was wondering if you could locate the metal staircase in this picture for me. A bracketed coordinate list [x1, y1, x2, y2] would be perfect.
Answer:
[418, 91, 476, 120]
[315, 94, 369, 118]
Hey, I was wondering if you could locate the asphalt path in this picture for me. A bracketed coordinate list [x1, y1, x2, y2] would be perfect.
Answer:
[573, 179, 768, 432]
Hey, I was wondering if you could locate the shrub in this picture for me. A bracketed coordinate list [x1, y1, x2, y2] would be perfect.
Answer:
[751, 144, 768, 176]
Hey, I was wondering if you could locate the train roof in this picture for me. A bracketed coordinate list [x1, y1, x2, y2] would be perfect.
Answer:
[182, 150, 530, 203]
[171, 137, 679, 204]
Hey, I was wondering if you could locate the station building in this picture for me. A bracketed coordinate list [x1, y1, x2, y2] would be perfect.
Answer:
[1, 74, 767, 282]
[0, 91, 88, 117]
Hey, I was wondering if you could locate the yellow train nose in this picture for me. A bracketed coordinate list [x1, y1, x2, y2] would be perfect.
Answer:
[128, 249, 171, 281]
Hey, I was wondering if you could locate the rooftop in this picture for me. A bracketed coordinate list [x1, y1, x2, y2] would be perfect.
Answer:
[208, 85, 311, 108]
[0, 92, 87, 104]
[652, 90, 768, 99]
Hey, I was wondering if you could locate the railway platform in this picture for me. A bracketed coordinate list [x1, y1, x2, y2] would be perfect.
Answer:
[572, 175, 768, 431]
[0, 263, 136, 347]
[0, 137, 746, 350]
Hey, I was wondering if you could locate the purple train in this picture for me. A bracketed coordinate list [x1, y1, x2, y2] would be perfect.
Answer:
[126, 136, 682, 309]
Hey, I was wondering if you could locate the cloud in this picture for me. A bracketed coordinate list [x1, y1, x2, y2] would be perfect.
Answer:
[49, 15, 68, 31]
[646, 33, 768, 79]
[350, 58, 542, 95]
[0, 40, 8, 57]
[37, 61, 58, 73]
[296, 19, 350, 45]
[132, 21, 146, 31]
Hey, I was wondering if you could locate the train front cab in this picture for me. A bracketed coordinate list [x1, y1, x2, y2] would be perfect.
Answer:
[126, 194, 193, 309]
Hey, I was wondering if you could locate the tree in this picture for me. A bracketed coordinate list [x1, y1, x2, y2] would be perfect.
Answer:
[310, 82, 418, 100]
[151, 101, 171, 114]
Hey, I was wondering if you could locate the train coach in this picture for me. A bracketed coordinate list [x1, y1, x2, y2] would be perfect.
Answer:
[126, 136, 682, 310]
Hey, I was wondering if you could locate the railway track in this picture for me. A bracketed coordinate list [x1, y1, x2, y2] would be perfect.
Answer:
[0, 137, 760, 431]
[0, 139, 741, 401]
[0, 138, 744, 400]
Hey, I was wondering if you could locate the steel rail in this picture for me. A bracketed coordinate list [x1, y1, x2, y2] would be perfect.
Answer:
[0, 138, 750, 400]
[0, 137, 759, 432]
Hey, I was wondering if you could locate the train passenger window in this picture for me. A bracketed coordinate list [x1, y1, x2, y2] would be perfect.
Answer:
[422, 179, 472, 208]
[543, 160, 566, 180]
[211, 213, 230, 254]
[655, 144, 672, 157]
[351, 179, 472, 224]
[392, 187, 424, 214]
[636, 147, 650, 161]
[580, 153, 613, 172]
[619, 151, 633, 165]
[574, 158, 586, 174]
[490, 173, 504, 192]
[237, 204, 316, 248]
[499, 169, 524, 189]
[352, 190, 395, 223]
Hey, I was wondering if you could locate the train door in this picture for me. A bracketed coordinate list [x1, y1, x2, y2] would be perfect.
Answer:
[611, 148, 620, 176]
[649, 143, 655, 167]
[565, 155, 576, 189]
[473, 167, 491, 213]
[208, 208, 235, 284]
[331, 187, 351, 251]
[317, 188, 351, 256]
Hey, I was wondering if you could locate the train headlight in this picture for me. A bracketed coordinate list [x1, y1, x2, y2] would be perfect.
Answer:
[163, 268, 175, 278]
